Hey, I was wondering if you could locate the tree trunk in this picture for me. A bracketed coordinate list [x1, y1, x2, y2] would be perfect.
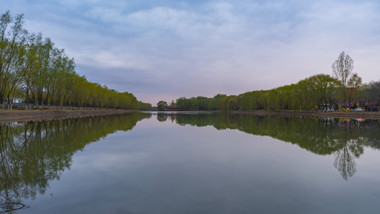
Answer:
[25, 86, 29, 110]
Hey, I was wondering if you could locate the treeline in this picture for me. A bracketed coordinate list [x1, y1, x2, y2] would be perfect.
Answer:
[0, 11, 150, 109]
[161, 52, 380, 111]
[169, 74, 379, 111]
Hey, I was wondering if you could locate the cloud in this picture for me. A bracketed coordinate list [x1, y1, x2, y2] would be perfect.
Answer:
[1, 0, 380, 104]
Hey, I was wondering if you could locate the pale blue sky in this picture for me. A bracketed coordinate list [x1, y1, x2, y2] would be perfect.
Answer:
[1, 0, 380, 104]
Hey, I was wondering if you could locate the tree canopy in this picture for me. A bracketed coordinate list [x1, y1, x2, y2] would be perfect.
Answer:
[157, 101, 168, 111]
[0, 11, 150, 109]
[169, 74, 345, 111]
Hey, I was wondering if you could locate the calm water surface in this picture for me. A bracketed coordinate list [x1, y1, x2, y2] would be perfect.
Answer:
[1, 112, 380, 214]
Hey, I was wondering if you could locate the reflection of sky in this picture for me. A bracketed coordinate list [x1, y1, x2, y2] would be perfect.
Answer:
[21, 117, 380, 214]
[2, 0, 380, 104]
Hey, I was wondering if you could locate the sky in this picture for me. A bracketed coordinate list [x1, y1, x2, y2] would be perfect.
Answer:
[1, 0, 380, 105]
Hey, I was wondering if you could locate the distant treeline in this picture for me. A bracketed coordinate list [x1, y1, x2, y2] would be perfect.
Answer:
[159, 53, 380, 111]
[172, 75, 380, 111]
[0, 11, 150, 109]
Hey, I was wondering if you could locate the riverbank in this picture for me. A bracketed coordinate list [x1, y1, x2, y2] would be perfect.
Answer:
[234, 110, 380, 119]
[0, 109, 138, 122]
[2, 109, 380, 123]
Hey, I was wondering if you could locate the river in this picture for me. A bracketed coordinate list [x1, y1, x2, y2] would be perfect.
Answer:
[1, 112, 380, 213]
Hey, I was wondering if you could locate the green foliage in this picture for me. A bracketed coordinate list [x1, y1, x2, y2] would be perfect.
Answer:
[0, 11, 28, 104]
[358, 80, 380, 107]
[0, 11, 149, 109]
[157, 100, 168, 111]
[174, 74, 343, 111]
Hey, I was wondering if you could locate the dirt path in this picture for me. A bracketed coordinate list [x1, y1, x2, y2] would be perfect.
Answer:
[0, 109, 138, 122]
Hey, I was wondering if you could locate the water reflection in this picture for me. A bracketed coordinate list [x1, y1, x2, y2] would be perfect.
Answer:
[156, 113, 168, 122]
[0, 113, 150, 213]
[1, 112, 379, 213]
[160, 113, 380, 180]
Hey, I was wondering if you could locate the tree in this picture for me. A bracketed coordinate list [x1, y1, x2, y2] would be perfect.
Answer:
[331, 51, 362, 105]
[0, 11, 150, 110]
[332, 51, 353, 88]
[157, 101, 168, 111]
[210, 94, 226, 110]
[299, 74, 340, 109]
[347, 73, 362, 106]
[367, 81, 380, 104]
[0, 11, 27, 106]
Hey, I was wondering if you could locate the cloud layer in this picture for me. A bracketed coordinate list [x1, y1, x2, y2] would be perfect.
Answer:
[2, 0, 380, 104]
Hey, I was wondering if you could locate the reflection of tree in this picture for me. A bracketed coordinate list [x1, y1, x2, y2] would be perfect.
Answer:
[0, 113, 149, 213]
[169, 113, 380, 180]
[333, 139, 363, 180]
[0, 125, 31, 213]
[333, 121, 366, 179]
[157, 113, 168, 122]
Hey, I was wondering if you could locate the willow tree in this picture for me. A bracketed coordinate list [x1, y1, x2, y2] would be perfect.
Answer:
[300, 74, 340, 109]
[0, 10, 150, 110]
[0, 11, 27, 106]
